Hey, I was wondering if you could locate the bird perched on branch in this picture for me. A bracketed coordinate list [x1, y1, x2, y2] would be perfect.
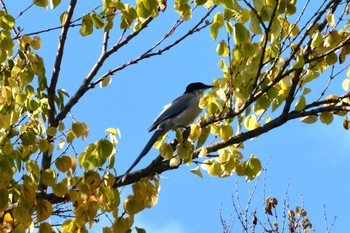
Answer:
[121, 82, 213, 183]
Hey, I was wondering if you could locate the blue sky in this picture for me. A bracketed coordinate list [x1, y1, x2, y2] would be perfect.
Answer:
[7, 1, 350, 232]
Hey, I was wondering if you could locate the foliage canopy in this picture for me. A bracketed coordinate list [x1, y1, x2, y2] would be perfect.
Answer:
[0, 0, 349, 232]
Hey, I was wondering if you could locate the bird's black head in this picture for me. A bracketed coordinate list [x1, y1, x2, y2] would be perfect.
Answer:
[184, 82, 213, 94]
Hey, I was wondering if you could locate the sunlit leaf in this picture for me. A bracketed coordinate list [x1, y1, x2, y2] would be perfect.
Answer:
[159, 143, 173, 160]
[320, 112, 334, 125]
[37, 199, 52, 222]
[207, 162, 222, 176]
[46, 126, 57, 136]
[190, 166, 203, 178]
[294, 95, 306, 111]
[80, 14, 93, 36]
[39, 222, 52, 233]
[55, 155, 72, 172]
[216, 40, 229, 56]
[246, 155, 261, 181]
[52, 181, 68, 197]
[100, 76, 112, 88]
[300, 115, 318, 124]
[41, 169, 56, 186]
[13, 205, 32, 228]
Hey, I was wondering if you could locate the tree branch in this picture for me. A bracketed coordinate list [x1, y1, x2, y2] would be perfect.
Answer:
[54, 16, 154, 125]
[115, 101, 350, 187]
[38, 0, 77, 195]
[90, 5, 217, 88]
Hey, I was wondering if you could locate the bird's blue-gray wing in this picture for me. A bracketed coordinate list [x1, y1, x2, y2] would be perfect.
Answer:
[148, 93, 193, 132]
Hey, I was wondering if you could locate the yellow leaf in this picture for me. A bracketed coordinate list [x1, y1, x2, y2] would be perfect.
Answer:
[300, 115, 318, 124]
[189, 124, 201, 141]
[190, 166, 203, 178]
[207, 162, 222, 176]
[244, 115, 260, 130]
[219, 125, 233, 141]
[0, 188, 8, 213]
[311, 30, 323, 48]
[41, 169, 56, 186]
[100, 76, 112, 88]
[325, 52, 338, 65]
[46, 127, 57, 136]
[55, 155, 72, 172]
[72, 122, 83, 137]
[216, 40, 229, 56]
[342, 79, 350, 91]
[38, 139, 49, 152]
[159, 143, 173, 160]
[13, 205, 32, 228]
[198, 147, 208, 158]
[294, 95, 306, 111]
[235, 162, 246, 176]
[320, 112, 334, 125]
[36, 199, 52, 222]
[52, 181, 68, 197]
[66, 130, 75, 143]
[169, 156, 181, 167]
[3, 141, 13, 155]
[124, 195, 144, 215]
[246, 155, 261, 181]
[112, 216, 133, 233]
[326, 13, 335, 27]
[39, 222, 52, 233]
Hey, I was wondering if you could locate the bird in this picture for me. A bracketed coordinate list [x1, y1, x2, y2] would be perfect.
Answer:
[120, 82, 213, 183]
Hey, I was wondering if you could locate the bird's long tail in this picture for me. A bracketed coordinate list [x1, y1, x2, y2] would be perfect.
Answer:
[120, 128, 165, 183]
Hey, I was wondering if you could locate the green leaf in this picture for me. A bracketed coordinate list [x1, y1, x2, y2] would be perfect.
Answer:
[120, 5, 138, 29]
[38, 139, 49, 152]
[49, 0, 62, 9]
[294, 95, 306, 111]
[159, 143, 173, 160]
[216, 40, 229, 56]
[34, 0, 49, 7]
[320, 112, 334, 125]
[234, 23, 250, 45]
[72, 122, 83, 137]
[291, 54, 304, 69]
[210, 13, 224, 40]
[60, 11, 68, 24]
[245, 155, 261, 181]
[219, 0, 242, 11]
[98, 139, 113, 158]
[13, 205, 32, 228]
[100, 76, 112, 88]
[244, 115, 260, 130]
[46, 126, 57, 136]
[36, 199, 52, 222]
[91, 13, 104, 29]
[196, 127, 210, 149]
[0, 188, 8, 213]
[195, 0, 207, 5]
[218, 125, 233, 141]
[135, 227, 147, 233]
[0, 14, 15, 30]
[80, 14, 93, 36]
[311, 30, 323, 48]
[41, 169, 56, 186]
[30, 36, 42, 50]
